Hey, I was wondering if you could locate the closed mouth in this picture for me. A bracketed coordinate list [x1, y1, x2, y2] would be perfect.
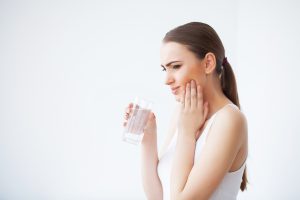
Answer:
[171, 86, 180, 94]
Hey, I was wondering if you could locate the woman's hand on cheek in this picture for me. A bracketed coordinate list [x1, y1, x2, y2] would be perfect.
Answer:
[178, 80, 209, 139]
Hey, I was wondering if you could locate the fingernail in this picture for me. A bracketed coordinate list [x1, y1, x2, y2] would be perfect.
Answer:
[192, 80, 196, 85]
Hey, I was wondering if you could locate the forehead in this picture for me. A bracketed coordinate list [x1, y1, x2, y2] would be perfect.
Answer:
[160, 42, 191, 65]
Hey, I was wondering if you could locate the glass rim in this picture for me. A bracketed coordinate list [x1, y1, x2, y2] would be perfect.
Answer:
[131, 107, 152, 111]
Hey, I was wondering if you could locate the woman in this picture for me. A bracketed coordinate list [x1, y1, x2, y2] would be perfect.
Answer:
[123, 22, 248, 200]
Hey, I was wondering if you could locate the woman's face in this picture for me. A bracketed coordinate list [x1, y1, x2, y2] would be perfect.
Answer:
[160, 42, 206, 102]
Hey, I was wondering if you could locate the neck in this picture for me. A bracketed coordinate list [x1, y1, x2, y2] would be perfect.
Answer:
[203, 78, 232, 120]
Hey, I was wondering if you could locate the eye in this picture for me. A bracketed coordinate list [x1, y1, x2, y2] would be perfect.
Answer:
[161, 66, 166, 71]
[172, 65, 181, 69]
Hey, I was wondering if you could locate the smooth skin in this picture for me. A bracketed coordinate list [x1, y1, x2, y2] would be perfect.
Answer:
[123, 42, 248, 200]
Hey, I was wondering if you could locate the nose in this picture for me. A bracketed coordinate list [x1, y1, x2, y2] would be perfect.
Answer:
[164, 72, 174, 85]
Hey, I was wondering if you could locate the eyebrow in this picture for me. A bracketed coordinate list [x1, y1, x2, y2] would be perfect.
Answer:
[161, 61, 182, 68]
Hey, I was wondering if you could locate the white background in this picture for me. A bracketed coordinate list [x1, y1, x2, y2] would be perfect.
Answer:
[1, 0, 300, 199]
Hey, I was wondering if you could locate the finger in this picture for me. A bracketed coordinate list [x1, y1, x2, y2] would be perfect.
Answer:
[191, 80, 197, 109]
[197, 84, 204, 108]
[125, 103, 134, 114]
[123, 103, 134, 128]
[185, 82, 191, 109]
[125, 107, 132, 115]
[180, 87, 185, 107]
[124, 110, 131, 121]
[148, 112, 156, 121]
[124, 103, 134, 122]
[124, 112, 129, 120]
[125, 103, 133, 110]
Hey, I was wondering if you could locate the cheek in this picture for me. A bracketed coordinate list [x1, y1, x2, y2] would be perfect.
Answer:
[177, 68, 192, 85]
[175, 65, 204, 93]
[190, 68, 205, 86]
[176, 77, 191, 96]
[193, 76, 205, 86]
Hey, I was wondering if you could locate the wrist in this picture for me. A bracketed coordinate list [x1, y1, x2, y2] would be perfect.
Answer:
[178, 128, 197, 138]
[141, 130, 157, 144]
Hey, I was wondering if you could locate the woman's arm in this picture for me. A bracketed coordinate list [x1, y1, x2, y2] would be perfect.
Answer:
[141, 103, 180, 199]
[123, 104, 163, 199]
[140, 114, 163, 200]
[141, 132, 163, 200]
[170, 107, 247, 200]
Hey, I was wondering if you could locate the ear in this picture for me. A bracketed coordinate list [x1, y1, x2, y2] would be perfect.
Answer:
[203, 52, 217, 75]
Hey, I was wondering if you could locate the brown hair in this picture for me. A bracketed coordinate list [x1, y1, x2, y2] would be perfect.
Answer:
[163, 22, 248, 191]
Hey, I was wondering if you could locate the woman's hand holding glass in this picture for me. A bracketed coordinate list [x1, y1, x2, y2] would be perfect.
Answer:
[122, 101, 157, 145]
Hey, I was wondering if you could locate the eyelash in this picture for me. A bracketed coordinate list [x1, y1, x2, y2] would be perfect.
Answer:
[161, 65, 181, 71]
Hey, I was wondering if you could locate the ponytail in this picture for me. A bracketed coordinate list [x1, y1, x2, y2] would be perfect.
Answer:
[220, 58, 248, 191]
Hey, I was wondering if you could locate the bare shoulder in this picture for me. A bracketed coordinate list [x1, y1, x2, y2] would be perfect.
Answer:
[219, 105, 247, 128]
[206, 104, 248, 145]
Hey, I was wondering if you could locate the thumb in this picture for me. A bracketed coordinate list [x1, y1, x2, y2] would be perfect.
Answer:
[149, 112, 156, 120]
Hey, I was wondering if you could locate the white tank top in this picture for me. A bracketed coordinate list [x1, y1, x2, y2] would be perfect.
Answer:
[157, 104, 246, 200]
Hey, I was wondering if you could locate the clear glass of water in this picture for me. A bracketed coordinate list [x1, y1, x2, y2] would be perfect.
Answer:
[122, 97, 153, 145]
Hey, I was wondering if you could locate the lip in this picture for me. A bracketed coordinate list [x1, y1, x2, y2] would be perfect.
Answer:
[171, 86, 180, 94]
